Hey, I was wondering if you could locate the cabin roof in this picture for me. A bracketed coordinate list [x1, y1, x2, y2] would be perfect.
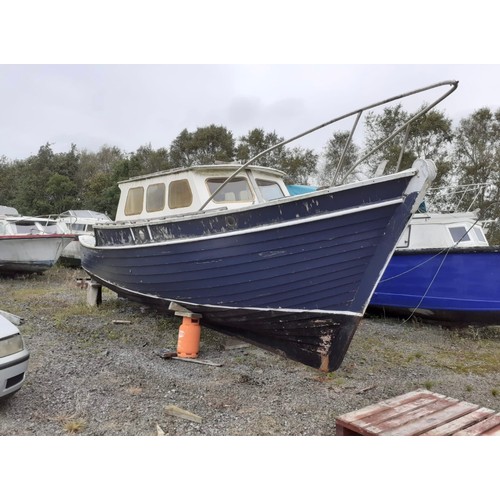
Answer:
[118, 163, 287, 185]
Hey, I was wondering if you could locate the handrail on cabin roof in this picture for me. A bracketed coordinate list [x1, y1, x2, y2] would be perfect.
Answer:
[198, 80, 459, 211]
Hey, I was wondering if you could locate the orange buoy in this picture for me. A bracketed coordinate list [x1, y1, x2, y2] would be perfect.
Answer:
[176, 316, 201, 358]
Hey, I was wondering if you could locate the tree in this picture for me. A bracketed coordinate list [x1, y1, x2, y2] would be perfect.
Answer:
[130, 144, 171, 175]
[236, 128, 318, 184]
[13, 144, 56, 215]
[235, 128, 285, 167]
[363, 104, 454, 183]
[448, 107, 500, 243]
[46, 173, 78, 214]
[169, 125, 235, 167]
[315, 131, 361, 186]
[77, 146, 127, 215]
[0, 156, 17, 208]
[279, 146, 318, 185]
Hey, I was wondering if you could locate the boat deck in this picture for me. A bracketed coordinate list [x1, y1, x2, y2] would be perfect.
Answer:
[335, 389, 500, 435]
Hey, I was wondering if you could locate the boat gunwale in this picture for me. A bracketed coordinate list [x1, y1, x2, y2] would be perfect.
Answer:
[80, 197, 404, 250]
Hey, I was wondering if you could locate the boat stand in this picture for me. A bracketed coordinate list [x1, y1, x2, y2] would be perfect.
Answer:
[86, 280, 102, 307]
[169, 302, 202, 359]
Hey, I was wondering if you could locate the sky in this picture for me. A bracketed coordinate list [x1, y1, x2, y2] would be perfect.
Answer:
[1, 1, 499, 163]
[0, 64, 498, 161]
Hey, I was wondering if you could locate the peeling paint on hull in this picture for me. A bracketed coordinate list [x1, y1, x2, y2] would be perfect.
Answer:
[81, 161, 435, 371]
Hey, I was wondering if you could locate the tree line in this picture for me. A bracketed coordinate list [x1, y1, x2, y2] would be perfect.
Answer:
[1, 106, 499, 241]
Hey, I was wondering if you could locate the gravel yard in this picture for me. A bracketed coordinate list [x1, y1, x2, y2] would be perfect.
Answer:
[1, 266, 499, 436]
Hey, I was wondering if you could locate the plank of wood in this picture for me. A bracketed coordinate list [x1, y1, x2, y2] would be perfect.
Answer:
[168, 302, 202, 319]
[481, 425, 500, 436]
[380, 399, 479, 436]
[453, 413, 500, 436]
[361, 397, 455, 435]
[165, 405, 202, 424]
[336, 391, 446, 435]
[422, 407, 496, 436]
[172, 357, 223, 367]
[336, 389, 436, 424]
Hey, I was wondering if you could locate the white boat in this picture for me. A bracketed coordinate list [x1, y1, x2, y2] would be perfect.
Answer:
[0, 208, 75, 274]
[55, 210, 112, 266]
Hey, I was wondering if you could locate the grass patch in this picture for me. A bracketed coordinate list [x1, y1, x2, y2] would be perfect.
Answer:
[433, 344, 500, 375]
[406, 352, 423, 362]
[64, 419, 86, 434]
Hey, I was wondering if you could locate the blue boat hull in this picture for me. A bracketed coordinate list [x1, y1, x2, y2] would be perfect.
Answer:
[369, 247, 500, 325]
[81, 167, 431, 371]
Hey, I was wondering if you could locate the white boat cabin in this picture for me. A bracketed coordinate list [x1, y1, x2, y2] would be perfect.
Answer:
[0, 214, 69, 236]
[396, 211, 489, 250]
[57, 210, 112, 234]
[114, 164, 290, 222]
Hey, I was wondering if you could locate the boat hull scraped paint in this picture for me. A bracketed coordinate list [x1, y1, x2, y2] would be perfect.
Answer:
[80, 81, 458, 371]
[81, 159, 436, 371]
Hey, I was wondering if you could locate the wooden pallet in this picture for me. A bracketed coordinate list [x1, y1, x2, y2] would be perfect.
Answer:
[335, 389, 500, 436]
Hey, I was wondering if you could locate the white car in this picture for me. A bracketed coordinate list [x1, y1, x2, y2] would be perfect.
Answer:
[0, 313, 29, 399]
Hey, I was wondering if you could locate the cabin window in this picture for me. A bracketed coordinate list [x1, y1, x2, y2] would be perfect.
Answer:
[146, 183, 166, 213]
[256, 179, 285, 201]
[124, 187, 144, 216]
[449, 226, 471, 243]
[473, 226, 487, 243]
[206, 177, 253, 203]
[15, 222, 40, 234]
[168, 180, 193, 209]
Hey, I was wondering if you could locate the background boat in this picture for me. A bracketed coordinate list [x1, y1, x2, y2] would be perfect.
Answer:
[0, 207, 74, 274]
[55, 209, 112, 266]
[369, 184, 500, 325]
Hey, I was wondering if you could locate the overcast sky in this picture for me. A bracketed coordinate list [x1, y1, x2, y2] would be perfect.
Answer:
[2, 2, 498, 163]
[1, 64, 498, 161]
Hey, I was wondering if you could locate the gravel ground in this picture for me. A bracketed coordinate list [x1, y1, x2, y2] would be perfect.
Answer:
[1, 266, 499, 436]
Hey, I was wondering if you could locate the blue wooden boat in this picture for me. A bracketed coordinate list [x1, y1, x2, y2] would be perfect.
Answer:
[80, 160, 435, 371]
[79, 81, 458, 371]
[368, 209, 500, 326]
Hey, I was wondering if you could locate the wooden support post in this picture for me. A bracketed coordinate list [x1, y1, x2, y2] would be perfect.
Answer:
[86, 280, 102, 307]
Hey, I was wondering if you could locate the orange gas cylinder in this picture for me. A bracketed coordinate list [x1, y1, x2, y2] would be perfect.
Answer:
[176, 316, 201, 358]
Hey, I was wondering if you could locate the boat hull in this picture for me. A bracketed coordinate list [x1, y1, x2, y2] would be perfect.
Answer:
[81, 162, 435, 371]
[369, 247, 500, 325]
[0, 235, 75, 274]
[60, 239, 83, 266]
